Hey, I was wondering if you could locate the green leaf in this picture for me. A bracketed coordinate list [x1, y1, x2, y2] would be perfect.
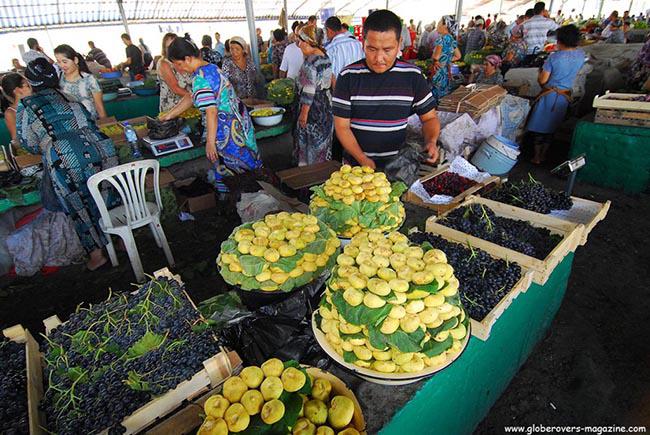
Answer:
[343, 351, 357, 363]
[274, 257, 297, 273]
[126, 331, 166, 359]
[240, 276, 259, 290]
[320, 298, 332, 310]
[340, 332, 366, 341]
[333, 206, 356, 225]
[358, 214, 375, 228]
[239, 255, 266, 276]
[279, 277, 297, 292]
[331, 291, 392, 326]
[421, 335, 454, 357]
[390, 181, 408, 199]
[305, 240, 327, 255]
[427, 317, 459, 337]
[410, 280, 440, 294]
[124, 370, 151, 391]
[219, 267, 243, 285]
[421, 241, 434, 252]
[66, 366, 87, 383]
[368, 325, 388, 350]
[384, 328, 426, 353]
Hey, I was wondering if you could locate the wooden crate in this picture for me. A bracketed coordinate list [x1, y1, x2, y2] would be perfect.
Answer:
[595, 108, 650, 128]
[153, 366, 367, 435]
[277, 160, 342, 190]
[2, 324, 46, 435]
[548, 197, 611, 246]
[404, 163, 500, 215]
[40, 268, 242, 435]
[425, 196, 584, 285]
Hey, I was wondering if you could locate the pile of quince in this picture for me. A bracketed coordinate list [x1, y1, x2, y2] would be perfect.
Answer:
[309, 165, 407, 238]
[317, 231, 469, 374]
[198, 358, 361, 435]
[218, 212, 340, 292]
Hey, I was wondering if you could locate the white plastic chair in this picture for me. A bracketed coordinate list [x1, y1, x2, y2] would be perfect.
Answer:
[87, 160, 175, 282]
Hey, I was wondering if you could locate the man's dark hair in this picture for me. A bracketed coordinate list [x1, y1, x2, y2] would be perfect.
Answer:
[201, 35, 212, 47]
[308, 15, 317, 22]
[363, 9, 402, 40]
[88, 41, 95, 48]
[121, 33, 131, 41]
[273, 28, 287, 42]
[556, 24, 580, 47]
[291, 21, 301, 33]
[325, 16, 343, 32]
[534, 2, 545, 15]
[166, 37, 200, 61]
[27, 38, 38, 49]
[525, 8, 535, 18]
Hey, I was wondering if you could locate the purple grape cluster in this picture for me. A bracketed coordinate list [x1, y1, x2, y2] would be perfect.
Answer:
[485, 176, 573, 214]
[0, 339, 28, 435]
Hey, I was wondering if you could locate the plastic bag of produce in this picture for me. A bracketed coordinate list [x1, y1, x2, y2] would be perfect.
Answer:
[147, 117, 183, 140]
[384, 145, 425, 186]
[236, 191, 283, 223]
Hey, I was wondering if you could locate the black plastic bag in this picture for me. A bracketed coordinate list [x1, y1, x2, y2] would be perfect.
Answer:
[384, 145, 426, 186]
[147, 118, 184, 140]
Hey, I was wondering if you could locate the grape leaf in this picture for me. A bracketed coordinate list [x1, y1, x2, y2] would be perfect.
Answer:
[390, 181, 408, 199]
[369, 325, 425, 353]
[368, 325, 388, 350]
[220, 239, 237, 254]
[305, 240, 327, 255]
[420, 241, 434, 252]
[421, 335, 454, 357]
[340, 331, 366, 340]
[239, 255, 266, 276]
[427, 317, 460, 337]
[126, 331, 166, 358]
[343, 351, 357, 363]
[331, 291, 392, 326]
[320, 298, 332, 310]
[409, 280, 440, 294]
[124, 370, 150, 391]
[240, 276, 259, 291]
[275, 257, 298, 273]
[219, 267, 242, 285]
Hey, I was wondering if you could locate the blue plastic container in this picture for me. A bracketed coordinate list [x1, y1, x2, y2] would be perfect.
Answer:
[470, 135, 520, 175]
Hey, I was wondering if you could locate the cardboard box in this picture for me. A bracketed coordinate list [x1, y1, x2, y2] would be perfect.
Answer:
[241, 98, 274, 110]
[97, 116, 127, 146]
[120, 116, 150, 139]
[145, 168, 176, 192]
[174, 177, 216, 213]
[15, 154, 42, 169]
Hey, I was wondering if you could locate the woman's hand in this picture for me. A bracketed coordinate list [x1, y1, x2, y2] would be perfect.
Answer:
[298, 105, 310, 128]
[358, 155, 376, 170]
[159, 113, 172, 121]
[206, 142, 218, 163]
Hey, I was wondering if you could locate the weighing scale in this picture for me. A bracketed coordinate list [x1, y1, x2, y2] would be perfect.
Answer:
[142, 133, 194, 157]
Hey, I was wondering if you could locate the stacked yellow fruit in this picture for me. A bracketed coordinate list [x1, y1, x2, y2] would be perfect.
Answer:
[317, 231, 469, 375]
[198, 359, 360, 435]
[218, 212, 340, 292]
[309, 166, 407, 238]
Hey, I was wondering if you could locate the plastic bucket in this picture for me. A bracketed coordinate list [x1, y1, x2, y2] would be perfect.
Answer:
[471, 135, 520, 175]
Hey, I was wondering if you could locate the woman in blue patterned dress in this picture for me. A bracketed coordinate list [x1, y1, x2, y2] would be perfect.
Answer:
[160, 37, 262, 192]
[430, 16, 462, 104]
[294, 24, 333, 166]
[14, 58, 118, 270]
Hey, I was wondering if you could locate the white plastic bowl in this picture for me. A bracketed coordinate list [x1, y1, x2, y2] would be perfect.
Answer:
[250, 107, 285, 127]
[311, 310, 470, 385]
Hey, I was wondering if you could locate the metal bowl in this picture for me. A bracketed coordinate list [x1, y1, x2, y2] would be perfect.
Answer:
[250, 107, 285, 127]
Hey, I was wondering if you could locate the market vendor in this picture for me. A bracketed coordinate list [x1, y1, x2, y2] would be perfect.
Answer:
[13, 58, 119, 270]
[160, 37, 262, 193]
[116, 33, 145, 81]
[527, 25, 585, 164]
[472, 55, 504, 85]
[333, 9, 440, 170]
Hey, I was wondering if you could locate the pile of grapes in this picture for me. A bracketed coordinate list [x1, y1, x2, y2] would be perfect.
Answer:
[422, 172, 477, 197]
[439, 204, 561, 260]
[41, 278, 221, 434]
[485, 176, 573, 214]
[409, 232, 523, 322]
[0, 339, 28, 434]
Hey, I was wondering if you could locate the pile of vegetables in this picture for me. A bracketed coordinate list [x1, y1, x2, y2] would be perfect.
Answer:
[266, 79, 296, 106]
[198, 359, 361, 435]
[217, 212, 341, 292]
[316, 231, 469, 375]
[251, 108, 282, 117]
[309, 165, 407, 238]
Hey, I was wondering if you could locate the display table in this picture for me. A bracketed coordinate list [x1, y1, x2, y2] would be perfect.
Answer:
[331, 253, 575, 434]
[570, 120, 650, 193]
[0, 190, 40, 214]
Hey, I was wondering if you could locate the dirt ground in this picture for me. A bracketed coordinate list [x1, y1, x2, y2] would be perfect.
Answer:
[1, 130, 648, 433]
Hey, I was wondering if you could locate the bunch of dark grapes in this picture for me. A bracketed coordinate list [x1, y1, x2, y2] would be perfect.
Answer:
[440, 204, 561, 260]
[41, 278, 222, 434]
[0, 340, 29, 435]
[410, 232, 522, 321]
[485, 176, 573, 214]
[422, 172, 477, 197]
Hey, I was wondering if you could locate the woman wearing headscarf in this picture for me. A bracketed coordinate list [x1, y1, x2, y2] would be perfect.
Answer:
[160, 38, 262, 192]
[157, 33, 193, 113]
[502, 26, 528, 74]
[487, 20, 509, 51]
[14, 58, 119, 270]
[473, 54, 504, 85]
[430, 16, 462, 104]
[221, 36, 260, 99]
[294, 24, 333, 166]
[627, 34, 650, 90]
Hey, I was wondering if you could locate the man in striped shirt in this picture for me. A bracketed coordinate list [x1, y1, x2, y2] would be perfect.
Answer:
[522, 2, 559, 55]
[325, 16, 364, 86]
[333, 9, 440, 170]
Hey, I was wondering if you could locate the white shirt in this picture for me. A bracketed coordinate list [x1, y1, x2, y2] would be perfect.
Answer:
[280, 43, 304, 79]
[326, 32, 364, 78]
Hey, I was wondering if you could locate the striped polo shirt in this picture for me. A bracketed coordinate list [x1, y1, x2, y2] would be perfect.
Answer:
[332, 59, 437, 157]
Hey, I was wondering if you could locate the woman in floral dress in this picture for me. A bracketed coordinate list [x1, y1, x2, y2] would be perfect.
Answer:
[430, 16, 462, 104]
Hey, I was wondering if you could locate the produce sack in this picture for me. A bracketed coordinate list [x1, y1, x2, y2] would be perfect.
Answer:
[384, 146, 426, 186]
[147, 117, 183, 140]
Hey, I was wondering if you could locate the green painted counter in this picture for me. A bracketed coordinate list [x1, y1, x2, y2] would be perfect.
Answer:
[570, 121, 650, 193]
[0, 190, 41, 214]
[379, 253, 575, 435]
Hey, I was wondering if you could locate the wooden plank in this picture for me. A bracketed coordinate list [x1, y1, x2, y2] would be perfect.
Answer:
[277, 161, 342, 190]
[3, 325, 46, 435]
[426, 196, 584, 285]
[549, 197, 611, 246]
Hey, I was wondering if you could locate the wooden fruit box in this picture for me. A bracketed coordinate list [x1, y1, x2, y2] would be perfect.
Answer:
[160, 366, 367, 435]
[548, 197, 611, 246]
[2, 324, 46, 435]
[405, 163, 500, 215]
[40, 267, 242, 435]
[425, 196, 584, 285]
[595, 108, 650, 128]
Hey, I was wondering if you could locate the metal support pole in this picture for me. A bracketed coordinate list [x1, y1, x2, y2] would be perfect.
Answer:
[597, 0, 605, 18]
[244, 0, 261, 71]
[581, 0, 587, 15]
[455, 0, 463, 37]
[116, 0, 130, 35]
[283, 0, 289, 30]
[566, 170, 578, 195]
[549, 0, 555, 15]
[386, 0, 389, 9]
[499, 0, 504, 15]
[628, 0, 634, 12]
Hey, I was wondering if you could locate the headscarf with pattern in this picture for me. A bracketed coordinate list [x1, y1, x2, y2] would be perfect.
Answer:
[299, 24, 324, 50]
[442, 15, 458, 35]
[25, 58, 58, 91]
[485, 54, 503, 68]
